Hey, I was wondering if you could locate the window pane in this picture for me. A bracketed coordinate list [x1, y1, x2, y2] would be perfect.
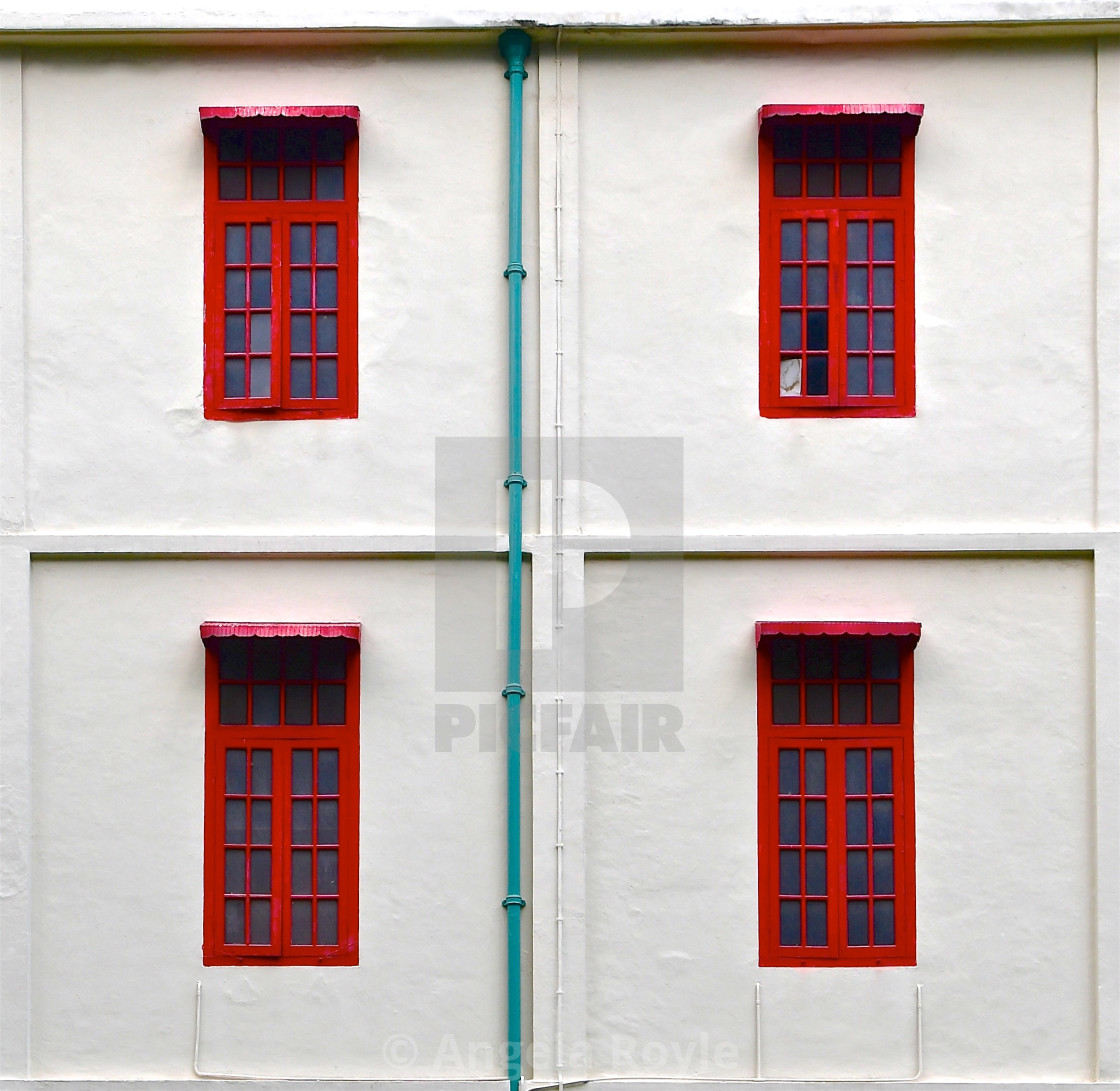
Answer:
[778, 749, 800, 794]
[780, 900, 801, 946]
[773, 123, 802, 158]
[318, 684, 346, 725]
[846, 221, 868, 261]
[292, 752, 314, 795]
[290, 359, 312, 399]
[805, 800, 826, 845]
[291, 314, 312, 353]
[846, 266, 868, 306]
[872, 162, 901, 196]
[317, 224, 338, 263]
[319, 750, 340, 794]
[284, 129, 313, 161]
[872, 800, 894, 844]
[225, 849, 246, 894]
[225, 225, 246, 263]
[848, 899, 869, 945]
[807, 221, 828, 260]
[250, 800, 271, 845]
[771, 637, 799, 680]
[780, 222, 801, 261]
[772, 684, 799, 724]
[873, 221, 895, 261]
[316, 359, 338, 399]
[292, 850, 313, 895]
[250, 224, 271, 264]
[806, 163, 834, 197]
[316, 165, 345, 200]
[806, 266, 828, 306]
[870, 637, 900, 679]
[779, 800, 800, 845]
[318, 640, 347, 680]
[225, 899, 245, 944]
[284, 165, 312, 200]
[873, 355, 895, 396]
[250, 750, 271, 794]
[317, 899, 338, 944]
[873, 849, 895, 894]
[873, 266, 894, 305]
[225, 749, 247, 792]
[838, 638, 866, 678]
[805, 637, 833, 678]
[780, 312, 801, 351]
[318, 799, 339, 844]
[780, 267, 801, 306]
[845, 749, 867, 793]
[779, 849, 800, 894]
[873, 900, 895, 945]
[779, 357, 802, 397]
[774, 162, 801, 196]
[839, 162, 867, 196]
[847, 311, 868, 351]
[872, 125, 902, 158]
[805, 901, 827, 946]
[806, 356, 828, 396]
[318, 849, 339, 894]
[252, 684, 281, 725]
[846, 799, 867, 845]
[225, 800, 247, 843]
[250, 313, 271, 353]
[805, 685, 832, 724]
[804, 750, 826, 795]
[317, 313, 338, 353]
[225, 315, 245, 353]
[249, 899, 271, 945]
[250, 269, 271, 309]
[291, 224, 312, 265]
[250, 849, 271, 894]
[219, 167, 246, 200]
[805, 850, 826, 895]
[847, 849, 868, 895]
[253, 638, 282, 679]
[218, 129, 246, 163]
[838, 684, 866, 724]
[220, 684, 247, 724]
[846, 356, 869, 396]
[872, 310, 894, 351]
[250, 128, 280, 160]
[840, 123, 868, 159]
[291, 900, 312, 944]
[224, 358, 245, 398]
[316, 128, 345, 161]
[286, 639, 314, 681]
[871, 683, 900, 723]
[805, 311, 828, 351]
[286, 684, 313, 724]
[249, 357, 271, 399]
[872, 749, 894, 793]
[806, 125, 835, 158]
[291, 270, 312, 309]
[225, 269, 245, 308]
[251, 166, 278, 200]
[292, 800, 313, 845]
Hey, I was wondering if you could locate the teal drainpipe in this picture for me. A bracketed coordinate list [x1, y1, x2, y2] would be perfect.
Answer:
[498, 26, 530, 1091]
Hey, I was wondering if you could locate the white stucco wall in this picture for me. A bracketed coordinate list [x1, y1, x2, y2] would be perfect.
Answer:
[583, 556, 1095, 1080]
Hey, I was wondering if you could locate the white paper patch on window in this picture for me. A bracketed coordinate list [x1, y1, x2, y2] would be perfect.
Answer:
[780, 357, 802, 396]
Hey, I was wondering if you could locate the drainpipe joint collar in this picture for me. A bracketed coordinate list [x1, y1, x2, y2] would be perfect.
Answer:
[504, 472, 528, 490]
[502, 895, 527, 909]
[502, 682, 526, 698]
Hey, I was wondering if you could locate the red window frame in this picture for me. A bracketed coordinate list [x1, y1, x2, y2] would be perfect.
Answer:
[201, 107, 359, 420]
[757, 621, 919, 967]
[758, 104, 921, 418]
[202, 623, 360, 966]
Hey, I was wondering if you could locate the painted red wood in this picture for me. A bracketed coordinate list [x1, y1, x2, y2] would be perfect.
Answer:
[201, 621, 361, 642]
[759, 103, 923, 133]
[757, 631, 916, 966]
[758, 109, 919, 418]
[756, 620, 921, 643]
[201, 111, 359, 420]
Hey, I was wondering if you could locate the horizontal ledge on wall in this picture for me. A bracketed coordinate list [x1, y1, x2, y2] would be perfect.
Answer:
[3, 1082, 1112, 1091]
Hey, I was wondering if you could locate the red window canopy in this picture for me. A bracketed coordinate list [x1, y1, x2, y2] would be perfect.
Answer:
[758, 103, 923, 137]
[199, 106, 360, 138]
[201, 622, 361, 644]
[756, 620, 921, 646]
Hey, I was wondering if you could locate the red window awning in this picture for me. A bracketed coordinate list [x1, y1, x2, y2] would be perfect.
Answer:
[199, 105, 360, 137]
[758, 103, 923, 136]
[755, 620, 921, 646]
[200, 622, 361, 644]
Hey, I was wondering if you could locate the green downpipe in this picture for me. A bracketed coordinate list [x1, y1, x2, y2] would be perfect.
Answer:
[499, 26, 530, 1091]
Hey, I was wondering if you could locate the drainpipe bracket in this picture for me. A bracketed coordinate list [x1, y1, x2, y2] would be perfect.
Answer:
[504, 472, 528, 489]
[504, 262, 527, 279]
[502, 682, 526, 698]
[503, 895, 527, 909]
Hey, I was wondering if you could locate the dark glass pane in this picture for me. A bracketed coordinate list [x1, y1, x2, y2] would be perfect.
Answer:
[250, 269, 271, 309]
[806, 356, 828, 396]
[291, 269, 312, 309]
[871, 684, 900, 724]
[225, 799, 247, 843]
[318, 899, 338, 945]
[292, 800, 314, 845]
[780, 222, 801, 261]
[872, 124, 902, 158]
[251, 166, 278, 200]
[804, 750, 826, 795]
[806, 685, 832, 724]
[316, 359, 338, 399]
[848, 899, 869, 945]
[773, 123, 802, 158]
[872, 162, 901, 197]
[806, 266, 828, 306]
[780, 312, 801, 351]
[225, 849, 246, 894]
[225, 314, 245, 353]
[873, 221, 895, 261]
[872, 748, 894, 793]
[805, 800, 827, 845]
[806, 163, 834, 197]
[870, 637, 900, 679]
[838, 122, 868, 158]
[290, 359, 312, 399]
[780, 266, 802, 306]
[291, 899, 312, 944]
[873, 900, 895, 945]
[779, 849, 801, 894]
[847, 849, 868, 895]
[847, 311, 868, 351]
[252, 684, 281, 726]
[286, 684, 313, 724]
[249, 898, 270, 945]
[839, 162, 867, 197]
[873, 356, 895, 396]
[779, 800, 800, 845]
[249, 358, 270, 399]
[319, 749, 340, 794]
[772, 684, 800, 725]
[316, 269, 338, 309]
[291, 224, 312, 264]
[291, 314, 312, 353]
[220, 684, 248, 724]
[806, 125, 835, 158]
[250, 224, 271, 264]
[873, 849, 894, 894]
[806, 310, 828, 351]
[846, 266, 868, 306]
[318, 684, 346, 725]
[771, 637, 800, 680]
[284, 129, 313, 161]
[804, 637, 833, 678]
[224, 357, 244, 397]
[838, 684, 866, 724]
[807, 221, 828, 260]
[774, 162, 801, 196]
[225, 749, 247, 793]
[805, 850, 826, 895]
[845, 749, 867, 794]
[292, 850, 313, 894]
[316, 314, 338, 353]
[846, 799, 867, 845]
[778, 749, 800, 794]
[316, 128, 345, 161]
[225, 899, 245, 944]
[838, 638, 866, 678]
[284, 165, 312, 200]
[249, 313, 271, 353]
[805, 901, 827, 946]
[318, 639, 348, 680]
[872, 800, 894, 844]
[250, 800, 271, 845]
[316, 166, 345, 200]
[780, 900, 801, 946]
[318, 799, 339, 844]
[225, 224, 246, 263]
[250, 849, 271, 894]
[251, 128, 280, 161]
[873, 266, 894, 305]
[872, 310, 894, 351]
[318, 849, 339, 894]
[292, 750, 314, 795]
[847, 354, 869, 396]
[286, 638, 314, 680]
[317, 224, 338, 263]
[250, 749, 271, 794]
[218, 129, 246, 163]
[219, 167, 246, 200]
[225, 269, 245, 308]
[847, 221, 868, 261]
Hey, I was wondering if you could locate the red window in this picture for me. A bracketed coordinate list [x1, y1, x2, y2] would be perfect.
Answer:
[757, 622, 918, 966]
[201, 107, 359, 420]
[202, 623, 360, 965]
[758, 105, 922, 417]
